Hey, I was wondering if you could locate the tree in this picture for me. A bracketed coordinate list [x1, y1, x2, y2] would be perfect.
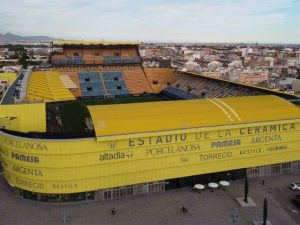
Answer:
[19, 52, 29, 69]
[244, 176, 249, 203]
[9, 52, 19, 59]
[263, 198, 268, 225]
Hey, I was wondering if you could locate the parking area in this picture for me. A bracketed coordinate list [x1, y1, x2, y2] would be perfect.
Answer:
[0, 173, 299, 225]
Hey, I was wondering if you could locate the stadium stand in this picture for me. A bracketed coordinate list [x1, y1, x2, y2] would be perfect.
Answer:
[161, 86, 198, 100]
[144, 68, 183, 93]
[123, 67, 153, 94]
[172, 74, 264, 98]
[113, 56, 122, 64]
[67, 57, 74, 65]
[132, 56, 141, 64]
[122, 57, 132, 64]
[102, 71, 129, 95]
[83, 55, 95, 65]
[78, 72, 106, 96]
[27, 71, 75, 102]
[103, 56, 113, 65]
[60, 72, 82, 97]
[51, 41, 142, 66]
[75, 56, 84, 65]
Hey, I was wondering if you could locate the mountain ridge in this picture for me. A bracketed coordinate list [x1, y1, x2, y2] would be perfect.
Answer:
[0, 32, 62, 42]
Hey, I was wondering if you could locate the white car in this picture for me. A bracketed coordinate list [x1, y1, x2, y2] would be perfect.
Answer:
[290, 183, 300, 190]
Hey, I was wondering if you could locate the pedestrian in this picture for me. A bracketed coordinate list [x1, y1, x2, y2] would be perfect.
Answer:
[111, 207, 116, 215]
[182, 206, 188, 213]
[262, 179, 265, 186]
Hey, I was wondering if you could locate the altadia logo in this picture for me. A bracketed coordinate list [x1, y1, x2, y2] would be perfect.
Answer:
[99, 152, 133, 161]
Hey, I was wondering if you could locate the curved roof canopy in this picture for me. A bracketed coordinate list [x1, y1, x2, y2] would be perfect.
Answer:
[88, 95, 300, 139]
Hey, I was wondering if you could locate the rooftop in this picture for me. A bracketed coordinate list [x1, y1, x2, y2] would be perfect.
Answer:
[88, 95, 300, 139]
[52, 40, 141, 46]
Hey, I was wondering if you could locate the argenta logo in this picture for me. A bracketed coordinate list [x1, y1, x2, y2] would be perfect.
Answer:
[5, 138, 48, 151]
[99, 152, 133, 161]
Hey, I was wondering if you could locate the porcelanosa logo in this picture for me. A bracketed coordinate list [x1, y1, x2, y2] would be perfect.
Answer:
[4, 138, 48, 151]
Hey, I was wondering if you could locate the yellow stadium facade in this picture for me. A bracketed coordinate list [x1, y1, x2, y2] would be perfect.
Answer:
[1, 120, 300, 194]
[0, 95, 300, 197]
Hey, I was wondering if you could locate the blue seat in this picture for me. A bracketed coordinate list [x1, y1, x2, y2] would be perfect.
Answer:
[67, 57, 74, 65]
[162, 86, 198, 100]
[104, 56, 113, 64]
[75, 56, 83, 65]
[122, 57, 132, 64]
[107, 89, 130, 95]
[60, 59, 66, 65]
[132, 56, 141, 64]
[114, 56, 122, 64]
[52, 59, 60, 65]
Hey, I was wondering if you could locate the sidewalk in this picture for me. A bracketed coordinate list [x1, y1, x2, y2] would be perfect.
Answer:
[0, 173, 299, 225]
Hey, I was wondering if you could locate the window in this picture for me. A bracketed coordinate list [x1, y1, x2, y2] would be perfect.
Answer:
[153, 80, 158, 85]
[104, 190, 112, 200]
[113, 189, 119, 199]
[282, 162, 291, 169]
[113, 77, 119, 81]
[167, 82, 171, 85]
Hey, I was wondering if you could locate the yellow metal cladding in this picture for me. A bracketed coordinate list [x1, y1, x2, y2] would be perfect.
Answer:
[88, 95, 300, 138]
[0, 103, 46, 132]
[1, 119, 300, 194]
[0, 95, 300, 194]
[27, 71, 75, 102]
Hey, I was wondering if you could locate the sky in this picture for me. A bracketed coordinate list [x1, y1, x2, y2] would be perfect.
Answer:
[1, 0, 300, 43]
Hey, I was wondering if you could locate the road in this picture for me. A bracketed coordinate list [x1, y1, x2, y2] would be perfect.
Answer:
[0, 67, 31, 105]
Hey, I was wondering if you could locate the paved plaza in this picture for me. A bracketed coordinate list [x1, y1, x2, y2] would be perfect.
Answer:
[0, 173, 299, 225]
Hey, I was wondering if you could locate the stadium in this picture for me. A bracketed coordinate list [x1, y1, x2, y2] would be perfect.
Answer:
[0, 41, 300, 201]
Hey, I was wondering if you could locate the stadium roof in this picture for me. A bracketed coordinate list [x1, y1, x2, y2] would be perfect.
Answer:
[0, 103, 46, 132]
[88, 95, 300, 139]
[52, 40, 141, 46]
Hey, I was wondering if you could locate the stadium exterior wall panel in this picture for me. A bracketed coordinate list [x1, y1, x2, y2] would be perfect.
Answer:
[0, 119, 300, 194]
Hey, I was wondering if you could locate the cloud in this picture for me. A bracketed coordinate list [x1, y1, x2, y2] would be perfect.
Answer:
[0, 0, 299, 43]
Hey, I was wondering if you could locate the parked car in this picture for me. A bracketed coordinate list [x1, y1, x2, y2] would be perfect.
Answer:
[289, 183, 300, 190]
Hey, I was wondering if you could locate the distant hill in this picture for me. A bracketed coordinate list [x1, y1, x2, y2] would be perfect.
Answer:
[0, 32, 62, 42]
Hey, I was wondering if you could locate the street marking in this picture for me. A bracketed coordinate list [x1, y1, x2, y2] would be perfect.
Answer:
[214, 98, 242, 121]
[207, 99, 234, 122]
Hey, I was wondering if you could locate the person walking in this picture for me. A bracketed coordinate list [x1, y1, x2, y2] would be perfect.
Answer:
[111, 207, 116, 215]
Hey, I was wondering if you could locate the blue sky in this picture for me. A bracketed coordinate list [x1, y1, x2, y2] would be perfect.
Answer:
[1, 0, 300, 43]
